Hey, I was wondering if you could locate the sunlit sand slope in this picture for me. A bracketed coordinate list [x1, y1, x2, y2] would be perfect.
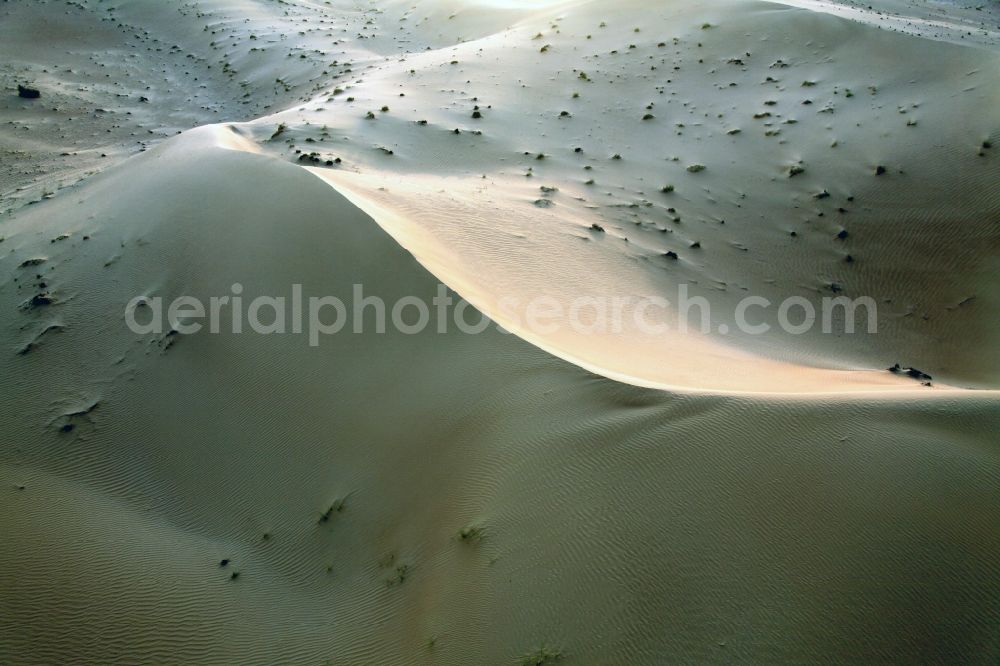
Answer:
[248, 0, 1000, 391]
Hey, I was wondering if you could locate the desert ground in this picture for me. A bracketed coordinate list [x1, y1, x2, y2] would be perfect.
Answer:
[1, 0, 998, 664]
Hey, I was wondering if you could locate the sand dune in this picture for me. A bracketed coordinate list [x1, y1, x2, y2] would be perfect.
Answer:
[243, 0, 1000, 391]
[1, 1, 998, 664]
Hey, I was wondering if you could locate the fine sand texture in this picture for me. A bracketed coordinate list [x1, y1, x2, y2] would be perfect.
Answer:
[1, 1, 998, 664]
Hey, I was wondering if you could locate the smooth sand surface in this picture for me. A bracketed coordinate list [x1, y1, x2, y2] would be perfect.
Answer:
[1, 1, 998, 664]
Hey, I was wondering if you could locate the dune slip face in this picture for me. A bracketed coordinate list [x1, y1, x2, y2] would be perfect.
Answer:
[0, 1, 998, 665]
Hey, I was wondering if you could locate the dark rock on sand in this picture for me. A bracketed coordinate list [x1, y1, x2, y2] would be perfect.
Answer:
[888, 364, 933, 381]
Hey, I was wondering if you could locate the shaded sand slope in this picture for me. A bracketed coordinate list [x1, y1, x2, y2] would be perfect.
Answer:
[0, 0, 384, 213]
[0, 0, 264, 211]
[0, 129, 998, 664]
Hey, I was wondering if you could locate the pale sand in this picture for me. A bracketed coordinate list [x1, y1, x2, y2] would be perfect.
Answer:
[0, 0, 998, 664]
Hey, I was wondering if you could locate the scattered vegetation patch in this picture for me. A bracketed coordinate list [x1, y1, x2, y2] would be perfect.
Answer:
[386, 563, 410, 587]
[458, 524, 484, 542]
[318, 497, 347, 524]
[519, 647, 563, 665]
[19, 257, 46, 268]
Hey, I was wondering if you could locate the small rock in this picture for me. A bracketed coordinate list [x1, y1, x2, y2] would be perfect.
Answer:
[888, 364, 932, 381]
